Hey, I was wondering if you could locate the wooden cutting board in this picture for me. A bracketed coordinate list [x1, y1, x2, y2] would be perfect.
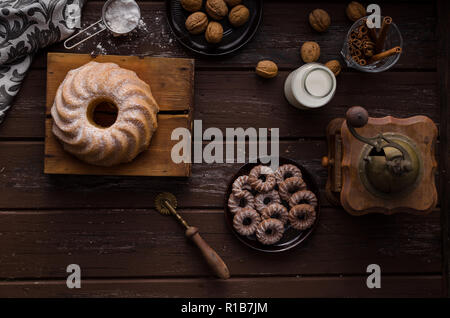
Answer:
[44, 53, 194, 176]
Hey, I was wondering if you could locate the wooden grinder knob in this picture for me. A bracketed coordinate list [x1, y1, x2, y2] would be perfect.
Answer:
[321, 156, 332, 167]
[346, 106, 369, 128]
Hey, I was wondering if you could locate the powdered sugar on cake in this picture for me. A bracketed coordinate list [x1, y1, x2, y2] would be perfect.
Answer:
[51, 61, 159, 167]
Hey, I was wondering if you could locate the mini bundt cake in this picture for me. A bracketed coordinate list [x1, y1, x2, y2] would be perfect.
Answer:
[278, 176, 307, 202]
[232, 175, 253, 198]
[248, 165, 277, 192]
[289, 204, 316, 231]
[274, 164, 302, 184]
[228, 191, 255, 214]
[289, 190, 318, 209]
[51, 61, 159, 166]
[254, 190, 281, 212]
[261, 203, 289, 225]
[256, 218, 284, 245]
[233, 207, 261, 236]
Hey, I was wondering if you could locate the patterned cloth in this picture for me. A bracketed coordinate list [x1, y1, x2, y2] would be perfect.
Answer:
[0, 0, 86, 123]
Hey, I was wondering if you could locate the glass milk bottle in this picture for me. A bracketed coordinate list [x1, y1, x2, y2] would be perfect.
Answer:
[284, 63, 336, 109]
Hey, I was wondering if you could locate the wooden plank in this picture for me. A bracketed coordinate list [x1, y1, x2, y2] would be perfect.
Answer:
[44, 115, 191, 176]
[0, 208, 441, 279]
[0, 276, 442, 298]
[194, 71, 439, 138]
[46, 53, 195, 112]
[0, 140, 326, 209]
[0, 70, 439, 139]
[437, 0, 450, 297]
[29, 1, 436, 70]
[0, 140, 440, 209]
[44, 53, 193, 176]
[0, 0, 443, 299]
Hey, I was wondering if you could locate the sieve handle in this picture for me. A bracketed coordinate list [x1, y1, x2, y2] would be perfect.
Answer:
[64, 19, 106, 49]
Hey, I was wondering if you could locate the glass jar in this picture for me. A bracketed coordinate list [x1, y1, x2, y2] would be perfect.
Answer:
[341, 16, 403, 72]
[284, 63, 336, 110]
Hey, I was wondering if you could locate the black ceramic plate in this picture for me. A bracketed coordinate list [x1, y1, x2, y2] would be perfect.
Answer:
[166, 0, 263, 56]
[224, 157, 320, 253]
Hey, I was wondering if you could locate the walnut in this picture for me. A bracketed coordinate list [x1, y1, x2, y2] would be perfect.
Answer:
[224, 0, 241, 7]
[205, 21, 223, 43]
[228, 5, 250, 27]
[205, 0, 228, 20]
[180, 0, 203, 12]
[185, 12, 208, 34]
[301, 41, 320, 63]
[255, 60, 278, 79]
[346, 1, 366, 22]
[325, 60, 342, 76]
[308, 9, 331, 32]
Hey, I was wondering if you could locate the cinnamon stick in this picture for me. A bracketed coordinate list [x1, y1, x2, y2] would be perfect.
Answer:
[363, 40, 375, 49]
[370, 46, 402, 62]
[364, 48, 374, 57]
[366, 20, 378, 43]
[353, 39, 362, 49]
[358, 25, 368, 36]
[376, 16, 392, 52]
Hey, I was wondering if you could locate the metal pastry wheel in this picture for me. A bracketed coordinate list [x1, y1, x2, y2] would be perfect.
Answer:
[155, 192, 230, 279]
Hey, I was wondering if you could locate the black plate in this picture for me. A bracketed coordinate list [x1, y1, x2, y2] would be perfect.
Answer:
[224, 157, 320, 253]
[165, 0, 263, 56]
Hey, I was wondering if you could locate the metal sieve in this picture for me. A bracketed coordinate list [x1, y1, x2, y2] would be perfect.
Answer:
[64, 0, 141, 49]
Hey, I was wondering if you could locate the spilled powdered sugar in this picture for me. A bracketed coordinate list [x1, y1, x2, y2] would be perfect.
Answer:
[68, 5, 178, 57]
[95, 42, 107, 55]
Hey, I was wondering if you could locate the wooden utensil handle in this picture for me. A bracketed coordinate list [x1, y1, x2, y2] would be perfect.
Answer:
[185, 226, 230, 280]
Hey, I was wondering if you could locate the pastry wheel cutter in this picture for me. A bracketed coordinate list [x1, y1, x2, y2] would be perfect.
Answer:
[155, 192, 230, 279]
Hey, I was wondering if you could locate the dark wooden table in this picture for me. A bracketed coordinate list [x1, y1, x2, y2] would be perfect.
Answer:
[0, 0, 448, 297]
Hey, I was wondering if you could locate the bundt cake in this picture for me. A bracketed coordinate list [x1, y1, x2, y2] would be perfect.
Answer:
[51, 61, 159, 166]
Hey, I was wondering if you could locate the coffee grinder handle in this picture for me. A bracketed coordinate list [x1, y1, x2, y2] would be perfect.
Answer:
[346, 106, 369, 128]
[345, 106, 412, 173]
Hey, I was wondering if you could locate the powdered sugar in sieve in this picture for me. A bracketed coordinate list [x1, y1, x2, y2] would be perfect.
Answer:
[104, 0, 141, 34]
[64, 0, 141, 49]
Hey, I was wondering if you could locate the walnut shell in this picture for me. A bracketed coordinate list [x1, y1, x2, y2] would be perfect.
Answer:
[180, 0, 203, 12]
[205, 0, 228, 20]
[228, 5, 250, 27]
[224, 0, 241, 7]
[205, 21, 223, 43]
[301, 41, 320, 63]
[346, 1, 366, 22]
[185, 12, 208, 34]
[308, 9, 331, 32]
[325, 60, 342, 76]
[256, 60, 278, 79]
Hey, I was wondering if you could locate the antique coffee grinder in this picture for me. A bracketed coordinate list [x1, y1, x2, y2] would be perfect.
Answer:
[322, 106, 438, 215]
